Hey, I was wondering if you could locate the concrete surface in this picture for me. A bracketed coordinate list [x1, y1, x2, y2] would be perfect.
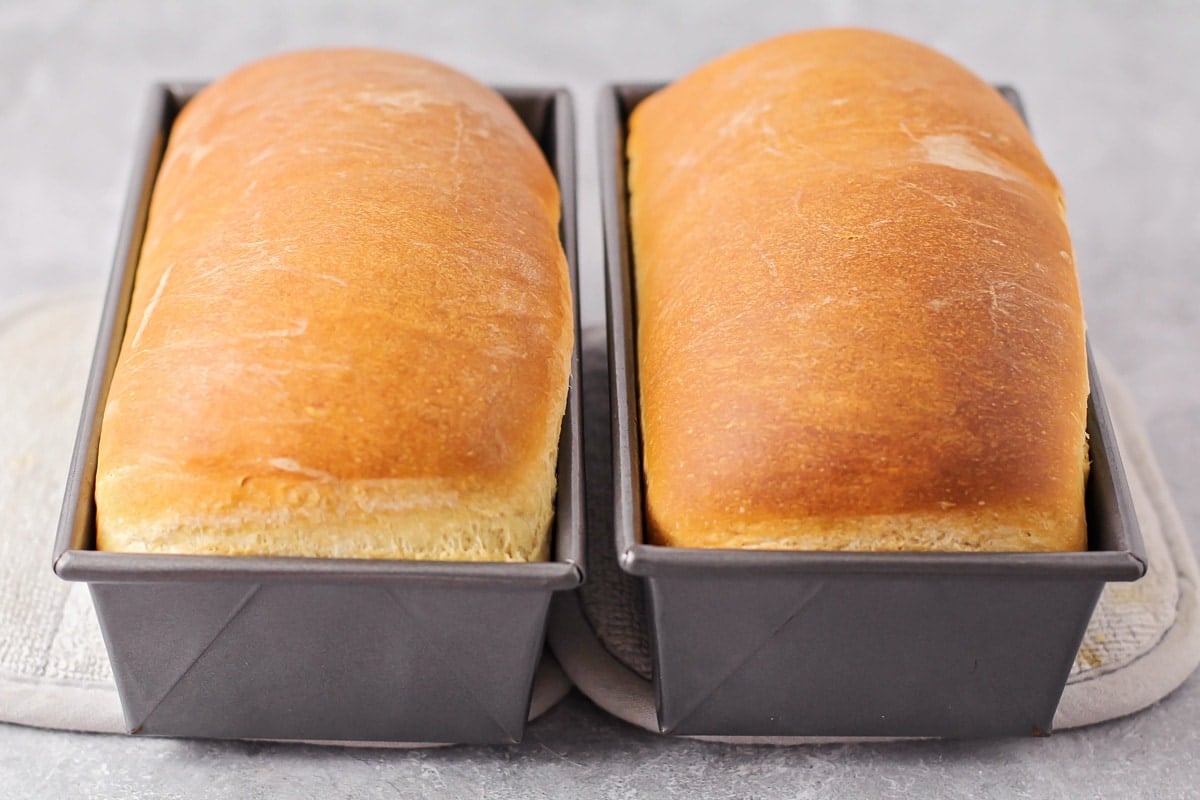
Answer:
[1, 1, 1197, 797]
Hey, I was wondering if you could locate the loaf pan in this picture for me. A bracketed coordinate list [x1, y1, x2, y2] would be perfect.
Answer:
[600, 83, 1146, 739]
[53, 83, 584, 744]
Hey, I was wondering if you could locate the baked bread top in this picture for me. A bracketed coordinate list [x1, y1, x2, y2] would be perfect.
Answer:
[628, 29, 1088, 551]
[96, 49, 573, 560]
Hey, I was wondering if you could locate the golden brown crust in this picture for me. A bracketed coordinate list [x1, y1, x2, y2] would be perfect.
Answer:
[96, 49, 573, 560]
[628, 29, 1088, 552]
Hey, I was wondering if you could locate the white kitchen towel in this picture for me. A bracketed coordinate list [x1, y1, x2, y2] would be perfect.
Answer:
[0, 290, 570, 738]
[2, 295, 1197, 741]
[547, 327, 1200, 741]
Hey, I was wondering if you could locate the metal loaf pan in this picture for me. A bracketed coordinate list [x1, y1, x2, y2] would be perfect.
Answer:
[54, 83, 584, 744]
[600, 83, 1147, 739]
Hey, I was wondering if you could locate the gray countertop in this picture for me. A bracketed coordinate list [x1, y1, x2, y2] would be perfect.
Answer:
[2, 1, 1198, 797]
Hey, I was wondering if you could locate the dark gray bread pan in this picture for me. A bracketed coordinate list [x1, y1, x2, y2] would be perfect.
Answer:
[600, 83, 1146, 738]
[54, 83, 584, 744]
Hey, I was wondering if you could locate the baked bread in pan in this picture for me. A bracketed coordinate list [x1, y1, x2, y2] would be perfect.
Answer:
[96, 50, 573, 561]
[628, 29, 1087, 552]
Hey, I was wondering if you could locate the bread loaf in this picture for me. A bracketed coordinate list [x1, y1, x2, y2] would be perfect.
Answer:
[96, 49, 573, 561]
[627, 29, 1088, 552]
